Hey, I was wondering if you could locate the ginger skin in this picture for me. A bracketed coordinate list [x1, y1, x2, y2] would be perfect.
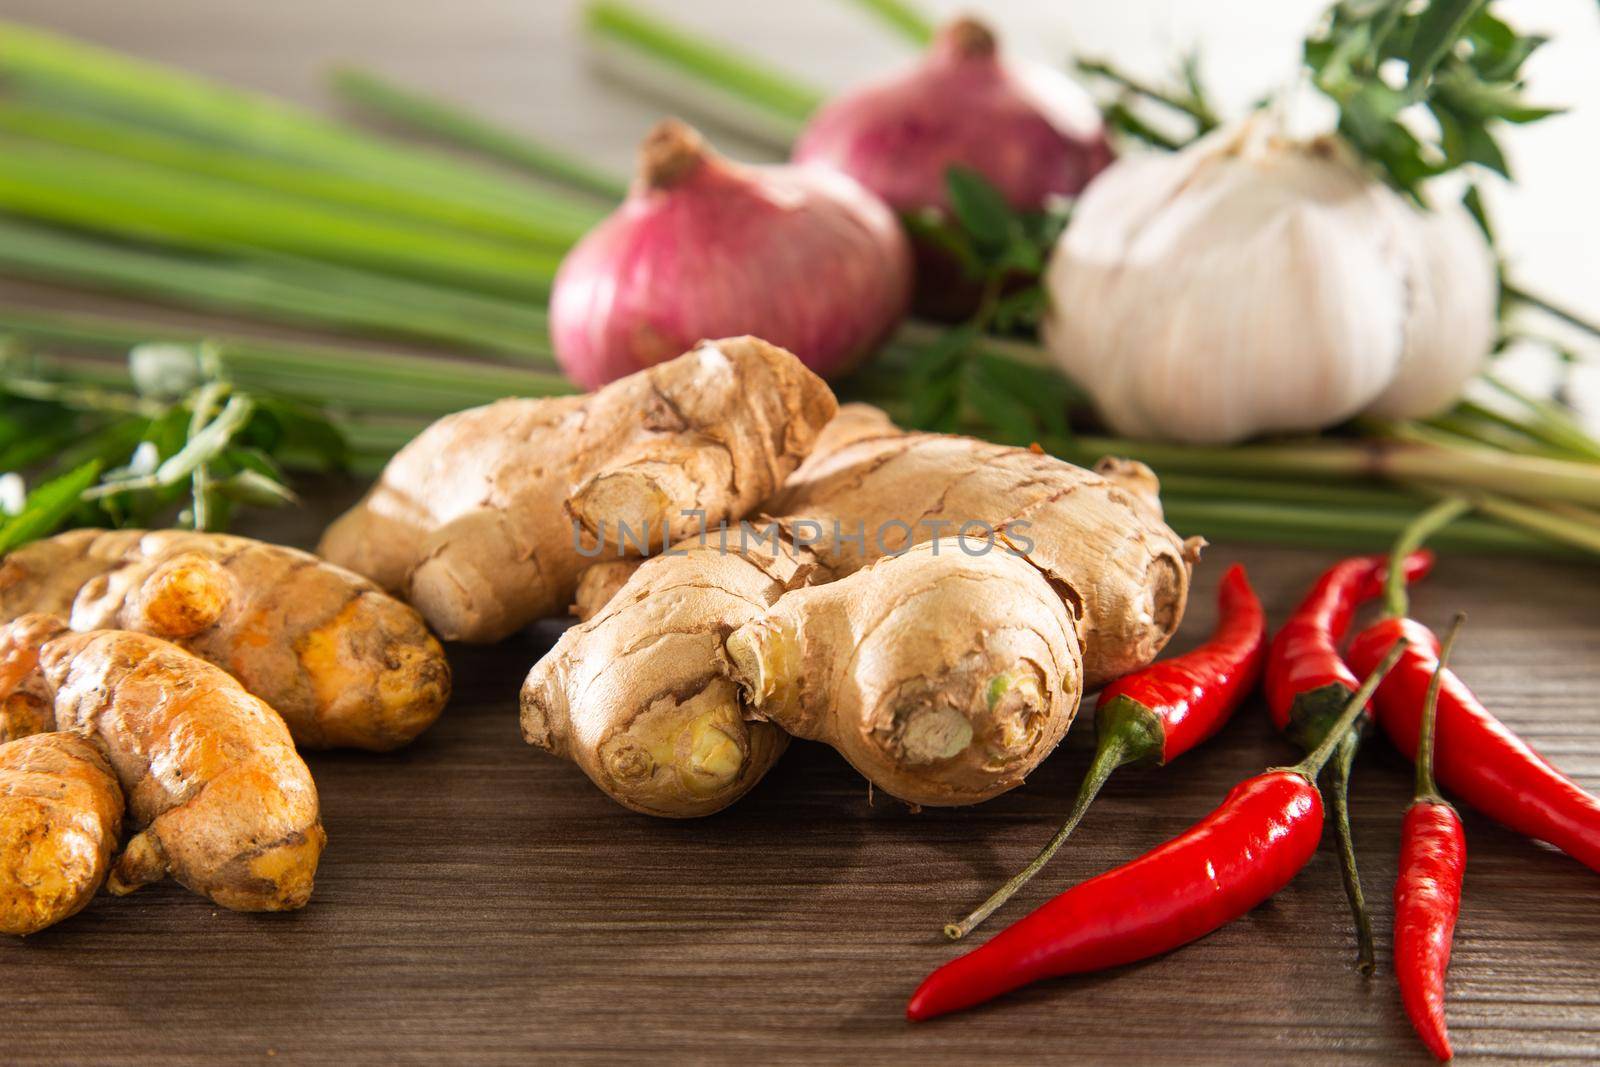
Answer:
[0, 529, 450, 751]
[320, 336, 837, 643]
[726, 538, 1083, 806]
[0, 732, 124, 936]
[525, 405, 1198, 815]
[1, 616, 325, 912]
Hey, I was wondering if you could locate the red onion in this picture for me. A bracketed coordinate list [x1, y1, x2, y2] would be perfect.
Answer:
[550, 119, 912, 388]
[793, 17, 1111, 318]
[795, 17, 1110, 217]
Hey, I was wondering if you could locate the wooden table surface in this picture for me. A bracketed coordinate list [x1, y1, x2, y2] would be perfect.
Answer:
[4, 3, 1600, 1064]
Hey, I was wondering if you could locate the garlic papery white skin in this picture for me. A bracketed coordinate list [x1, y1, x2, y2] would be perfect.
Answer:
[1366, 198, 1500, 419]
[1041, 120, 1498, 444]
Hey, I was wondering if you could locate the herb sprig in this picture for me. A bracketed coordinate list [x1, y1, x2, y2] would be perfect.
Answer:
[1305, 0, 1559, 201]
[0, 341, 346, 546]
[894, 167, 1074, 443]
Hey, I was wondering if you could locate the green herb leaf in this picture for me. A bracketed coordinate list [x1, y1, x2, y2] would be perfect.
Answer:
[1407, 0, 1489, 93]
[946, 167, 1019, 255]
[0, 459, 101, 554]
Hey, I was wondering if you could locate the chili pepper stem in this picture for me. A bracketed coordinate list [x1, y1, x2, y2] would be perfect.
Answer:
[1383, 500, 1471, 619]
[944, 732, 1137, 941]
[1290, 639, 1408, 780]
[1415, 613, 1466, 805]
[1326, 729, 1376, 975]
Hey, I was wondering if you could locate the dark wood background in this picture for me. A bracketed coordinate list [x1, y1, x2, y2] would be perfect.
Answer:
[3, 3, 1599, 1064]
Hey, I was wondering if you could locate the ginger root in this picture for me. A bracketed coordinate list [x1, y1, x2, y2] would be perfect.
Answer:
[524, 406, 1198, 815]
[0, 529, 450, 751]
[1, 615, 325, 911]
[319, 336, 837, 642]
[0, 732, 124, 936]
[725, 538, 1083, 805]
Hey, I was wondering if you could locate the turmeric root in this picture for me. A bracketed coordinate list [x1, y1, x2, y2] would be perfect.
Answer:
[319, 336, 837, 642]
[1, 615, 325, 911]
[524, 408, 1197, 814]
[0, 529, 450, 751]
[0, 732, 124, 936]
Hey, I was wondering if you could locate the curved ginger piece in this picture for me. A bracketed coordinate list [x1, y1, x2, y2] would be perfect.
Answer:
[319, 336, 837, 642]
[0, 529, 450, 751]
[523, 539, 805, 817]
[1, 615, 325, 911]
[0, 732, 124, 935]
[727, 539, 1083, 806]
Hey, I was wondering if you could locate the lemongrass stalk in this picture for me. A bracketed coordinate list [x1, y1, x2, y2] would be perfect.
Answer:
[0, 308, 575, 416]
[0, 138, 560, 298]
[1056, 430, 1600, 507]
[0, 220, 554, 360]
[1422, 408, 1566, 460]
[583, 1, 821, 148]
[329, 69, 627, 201]
[841, 0, 935, 45]
[1480, 376, 1600, 462]
[0, 101, 596, 249]
[1159, 498, 1583, 560]
[1154, 473, 1425, 512]
[0, 19, 601, 234]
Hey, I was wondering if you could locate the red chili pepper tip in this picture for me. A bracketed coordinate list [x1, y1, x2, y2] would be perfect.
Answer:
[1395, 800, 1465, 1062]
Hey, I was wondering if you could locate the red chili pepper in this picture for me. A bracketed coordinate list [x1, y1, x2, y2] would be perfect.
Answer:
[1394, 615, 1467, 1063]
[943, 565, 1266, 941]
[1347, 498, 1600, 877]
[1262, 549, 1434, 973]
[907, 640, 1408, 1022]
[1349, 616, 1600, 875]
[1265, 551, 1435, 736]
[1100, 563, 1266, 762]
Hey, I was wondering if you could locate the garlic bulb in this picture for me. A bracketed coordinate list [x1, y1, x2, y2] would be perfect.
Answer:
[1366, 200, 1500, 419]
[1042, 120, 1498, 444]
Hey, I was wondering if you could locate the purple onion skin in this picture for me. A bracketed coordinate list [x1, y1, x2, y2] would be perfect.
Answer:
[793, 19, 1111, 318]
[550, 122, 913, 389]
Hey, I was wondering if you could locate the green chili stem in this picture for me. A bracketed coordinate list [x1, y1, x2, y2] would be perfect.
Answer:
[944, 731, 1139, 942]
[1415, 613, 1465, 803]
[1326, 729, 1375, 976]
[1295, 639, 1408, 780]
[1383, 499, 1472, 619]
